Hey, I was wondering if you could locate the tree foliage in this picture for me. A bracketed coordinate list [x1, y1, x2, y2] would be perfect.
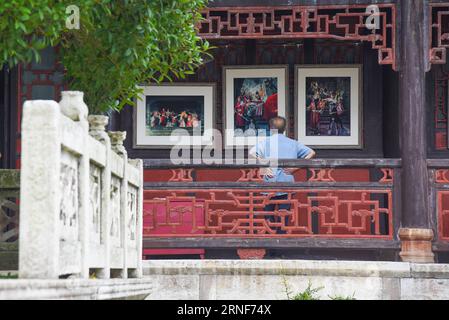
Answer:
[1, 0, 210, 114]
[0, 0, 77, 65]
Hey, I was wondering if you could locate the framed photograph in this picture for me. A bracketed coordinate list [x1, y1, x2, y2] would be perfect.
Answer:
[295, 65, 363, 149]
[223, 65, 289, 148]
[134, 84, 215, 149]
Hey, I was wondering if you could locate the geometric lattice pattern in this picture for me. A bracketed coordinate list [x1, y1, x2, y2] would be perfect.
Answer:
[430, 3, 449, 65]
[438, 191, 449, 240]
[0, 196, 19, 243]
[145, 167, 395, 183]
[144, 188, 393, 239]
[17, 47, 65, 168]
[198, 4, 397, 69]
[434, 67, 448, 150]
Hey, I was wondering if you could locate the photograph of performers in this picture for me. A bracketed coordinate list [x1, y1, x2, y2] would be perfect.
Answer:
[233, 77, 278, 137]
[145, 95, 204, 136]
[305, 77, 351, 137]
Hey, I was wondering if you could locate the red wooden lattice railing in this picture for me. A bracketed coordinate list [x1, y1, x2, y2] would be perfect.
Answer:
[438, 191, 449, 241]
[144, 188, 393, 238]
[143, 160, 398, 244]
[434, 164, 449, 241]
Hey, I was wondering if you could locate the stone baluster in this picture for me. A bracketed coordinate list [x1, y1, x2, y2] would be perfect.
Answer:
[88, 115, 112, 279]
[109, 131, 128, 278]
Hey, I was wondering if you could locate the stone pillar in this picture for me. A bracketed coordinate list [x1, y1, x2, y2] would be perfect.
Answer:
[109, 131, 128, 279]
[88, 115, 112, 279]
[19, 100, 62, 279]
[398, 0, 434, 263]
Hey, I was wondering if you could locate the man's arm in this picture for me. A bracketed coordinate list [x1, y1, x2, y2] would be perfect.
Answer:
[249, 143, 275, 179]
[284, 146, 316, 174]
[304, 149, 316, 160]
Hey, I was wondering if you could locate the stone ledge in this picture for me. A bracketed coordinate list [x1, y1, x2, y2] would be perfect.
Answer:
[143, 260, 413, 278]
[410, 263, 449, 279]
[0, 278, 153, 300]
[143, 260, 449, 300]
[4, 260, 449, 300]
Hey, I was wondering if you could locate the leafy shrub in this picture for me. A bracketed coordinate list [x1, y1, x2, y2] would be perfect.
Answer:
[1, 0, 210, 114]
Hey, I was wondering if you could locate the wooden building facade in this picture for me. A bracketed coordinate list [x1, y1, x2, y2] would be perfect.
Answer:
[1, 0, 449, 262]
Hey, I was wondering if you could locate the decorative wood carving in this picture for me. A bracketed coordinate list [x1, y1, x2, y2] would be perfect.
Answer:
[308, 169, 336, 182]
[237, 248, 267, 260]
[198, 5, 397, 70]
[379, 168, 394, 184]
[430, 3, 449, 65]
[144, 189, 393, 238]
[169, 169, 194, 182]
[438, 191, 449, 240]
[436, 169, 449, 184]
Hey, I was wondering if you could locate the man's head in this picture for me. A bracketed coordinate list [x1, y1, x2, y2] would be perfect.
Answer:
[269, 116, 287, 134]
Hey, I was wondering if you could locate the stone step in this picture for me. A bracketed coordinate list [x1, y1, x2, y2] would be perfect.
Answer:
[141, 259, 449, 300]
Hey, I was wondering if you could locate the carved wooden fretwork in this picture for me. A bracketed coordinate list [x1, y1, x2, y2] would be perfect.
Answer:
[437, 191, 449, 240]
[237, 249, 267, 260]
[436, 169, 449, 184]
[379, 168, 394, 184]
[308, 169, 336, 182]
[434, 66, 449, 150]
[198, 5, 397, 70]
[144, 189, 393, 238]
[169, 169, 194, 182]
[430, 3, 449, 65]
[238, 169, 264, 182]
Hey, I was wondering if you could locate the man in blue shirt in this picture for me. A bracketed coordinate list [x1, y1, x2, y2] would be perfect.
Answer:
[249, 117, 316, 234]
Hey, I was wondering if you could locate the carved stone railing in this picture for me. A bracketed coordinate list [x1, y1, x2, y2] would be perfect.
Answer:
[0, 169, 20, 270]
[19, 93, 143, 279]
[142, 159, 402, 257]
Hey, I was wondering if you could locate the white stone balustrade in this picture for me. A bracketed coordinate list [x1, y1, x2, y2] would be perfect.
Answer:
[19, 92, 143, 279]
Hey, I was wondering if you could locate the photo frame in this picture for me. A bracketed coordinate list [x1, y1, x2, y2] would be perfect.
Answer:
[295, 65, 363, 149]
[134, 83, 215, 149]
[223, 65, 289, 148]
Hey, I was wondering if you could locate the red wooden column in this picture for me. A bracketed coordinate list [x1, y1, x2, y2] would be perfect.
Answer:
[398, 0, 434, 263]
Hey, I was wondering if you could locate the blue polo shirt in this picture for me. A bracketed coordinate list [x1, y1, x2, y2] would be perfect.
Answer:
[250, 134, 313, 183]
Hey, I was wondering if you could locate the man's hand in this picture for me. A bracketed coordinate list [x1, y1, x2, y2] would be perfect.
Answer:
[283, 168, 299, 175]
[305, 150, 316, 160]
[260, 168, 275, 178]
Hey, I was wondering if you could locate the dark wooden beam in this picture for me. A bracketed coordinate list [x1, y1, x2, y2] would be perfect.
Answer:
[433, 242, 449, 252]
[208, 0, 400, 8]
[427, 159, 449, 168]
[143, 158, 402, 169]
[399, 0, 430, 228]
[143, 237, 400, 250]
[0, 65, 18, 169]
[0, 66, 5, 168]
[144, 181, 392, 189]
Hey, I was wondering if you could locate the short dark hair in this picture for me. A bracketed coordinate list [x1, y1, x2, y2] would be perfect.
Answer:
[269, 117, 287, 134]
